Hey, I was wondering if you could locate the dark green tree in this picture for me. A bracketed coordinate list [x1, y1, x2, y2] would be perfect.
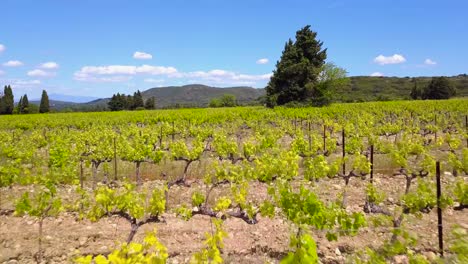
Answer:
[17, 96, 23, 114]
[21, 94, 29, 114]
[132, 90, 144, 109]
[209, 98, 222, 108]
[422, 77, 456, 100]
[266, 25, 327, 106]
[220, 94, 236, 107]
[144, 96, 156, 109]
[410, 79, 422, 100]
[1, 85, 14, 114]
[39, 90, 50, 113]
[126, 95, 134, 110]
[311, 62, 348, 106]
[108, 93, 126, 111]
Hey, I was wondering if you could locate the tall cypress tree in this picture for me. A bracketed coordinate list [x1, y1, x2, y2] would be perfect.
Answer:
[145, 96, 156, 109]
[132, 90, 144, 109]
[39, 90, 50, 113]
[266, 25, 327, 106]
[21, 94, 29, 113]
[1, 85, 15, 114]
[18, 96, 23, 114]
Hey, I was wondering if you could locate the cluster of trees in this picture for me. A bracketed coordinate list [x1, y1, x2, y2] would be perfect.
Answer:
[0, 85, 50, 115]
[209, 94, 237, 107]
[266, 25, 348, 107]
[108, 90, 156, 111]
[410, 77, 457, 100]
[0, 85, 14, 114]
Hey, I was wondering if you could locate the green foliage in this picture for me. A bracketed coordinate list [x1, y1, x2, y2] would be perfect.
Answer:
[271, 183, 366, 238]
[191, 219, 227, 264]
[192, 191, 206, 207]
[39, 90, 50, 113]
[448, 226, 468, 263]
[266, 25, 328, 106]
[304, 155, 339, 181]
[253, 151, 299, 182]
[15, 179, 62, 218]
[366, 183, 385, 204]
[0, 85, 14, 114]
[210, 94, 237, 107]
[281, 232, 318, 264]
[310, 62, 349, 106]
[402, 178, 453, 214]
[75, 229, 168, 263]
[453, 178, 468, 206]
[422, 76, 456, 100]
[145, 96, 156, 109]
[87, 184, 166, 221]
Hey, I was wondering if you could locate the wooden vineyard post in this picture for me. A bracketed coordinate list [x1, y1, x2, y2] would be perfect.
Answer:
[159, 126, 163, 147]
[370, 145, 374, 184]
[465, 115, 468, 147]
[342, 129, 346, 175]
[436, 161, 444, 257]
[308, 121, 312, 152]
[80, 160, 84, 189]
[114, 137, 118, 181]
[323, 124, 326, 153]
[172, 121, 175, 142]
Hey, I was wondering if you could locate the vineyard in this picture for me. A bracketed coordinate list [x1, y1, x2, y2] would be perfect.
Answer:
[0, 99, 467, 263]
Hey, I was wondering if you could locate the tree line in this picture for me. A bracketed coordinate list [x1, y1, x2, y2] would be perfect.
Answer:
[266, 25, 457, 106]
[0, 85, 50, 115]
[107, 90, 156, 111]
[410, 77, 456, 100]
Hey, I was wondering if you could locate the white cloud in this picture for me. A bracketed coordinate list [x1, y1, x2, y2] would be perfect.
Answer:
[0, 44, 5, 53]
[373, 54, 406, 65]
[370, 72, 384, 77]
[256, 58, 269, 64]
[75, 65, 177, 76]
[4, 79, 41, 88]
[133, 51, 153, 60]
[27, 69, 56, 77]
[144, 78, 165, 83]
[3, 60, 23, 67]
[424, 58, 436, 65]
[73, 72, 133, 83]
[40, 62, 59, 69]
[0, 70, 4, 75]
[74, 64, 272, 86]
[181, 69, 272, 85]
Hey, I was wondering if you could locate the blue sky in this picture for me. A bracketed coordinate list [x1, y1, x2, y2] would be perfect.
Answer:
[1, 0, 467, 99]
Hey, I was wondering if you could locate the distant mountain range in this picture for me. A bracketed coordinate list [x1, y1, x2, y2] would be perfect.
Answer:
[29, 94, 99, 103]
[25, 75, 468, 111]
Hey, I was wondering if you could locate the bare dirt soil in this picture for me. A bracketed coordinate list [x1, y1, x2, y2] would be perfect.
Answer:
[1, 174, 467, 263]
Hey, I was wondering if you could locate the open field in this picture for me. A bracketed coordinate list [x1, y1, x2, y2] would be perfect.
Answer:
[0, 100, 467, 263]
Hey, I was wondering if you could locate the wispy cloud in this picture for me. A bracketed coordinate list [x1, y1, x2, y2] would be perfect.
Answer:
[370, 72, 384, 77]
[2, 79, 41, 88]
[27, 69, 56, 77]
[133, 51, 153, 60]
[3, 60, 24, 67]
[256, 58, 269, 64]
[40, 62, 59, 69]
[424, 58, 437, 65]
[374, 54, 406, 65]
[0, 44, 5, 53]
[74, 64, 272, 86]
[144, 78, 165, 83]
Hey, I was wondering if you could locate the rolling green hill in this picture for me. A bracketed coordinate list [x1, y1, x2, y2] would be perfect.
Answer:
[56, 75, 468, 111]
[334, 74, 468, 102]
